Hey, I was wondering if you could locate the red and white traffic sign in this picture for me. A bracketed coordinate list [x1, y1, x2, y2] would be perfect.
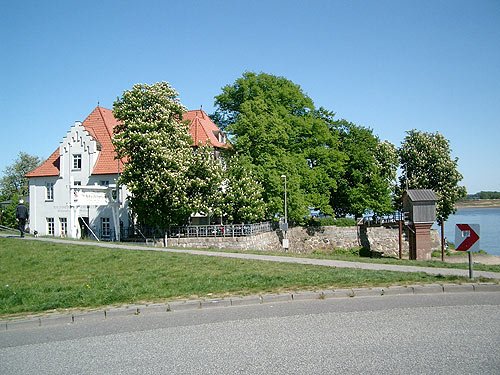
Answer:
[454, 224, 480, 252]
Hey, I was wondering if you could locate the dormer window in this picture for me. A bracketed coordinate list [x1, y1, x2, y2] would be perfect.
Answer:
[73, 154, 82, 170]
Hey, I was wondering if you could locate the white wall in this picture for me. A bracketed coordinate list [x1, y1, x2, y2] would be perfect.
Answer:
[28, 122, 130, 238]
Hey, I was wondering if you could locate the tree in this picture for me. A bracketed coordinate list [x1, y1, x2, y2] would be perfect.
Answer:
[0, 152, 40, 227]
[0, 192, 20, 228]
[213, 72, 343, 223]
[220, 155, 266, 223]
[0, 152, 41, 199]
[398, 130, 467, 223]
[328, 119, 398, 218]
[112, 82, 223, 229]
[478, 191, 500, 199]
[186, 146, 225, 221]
[398, 130, 466, 260]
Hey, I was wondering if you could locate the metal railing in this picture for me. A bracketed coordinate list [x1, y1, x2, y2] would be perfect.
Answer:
[168, 222, 274, 238]
[359, 212, 403, 227]
[86, 222, 275, 241]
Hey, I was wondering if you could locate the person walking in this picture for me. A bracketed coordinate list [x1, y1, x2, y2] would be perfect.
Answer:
[16, 199, 29, 237]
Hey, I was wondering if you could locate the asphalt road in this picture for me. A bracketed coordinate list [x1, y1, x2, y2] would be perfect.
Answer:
[1, 292, 499, 374]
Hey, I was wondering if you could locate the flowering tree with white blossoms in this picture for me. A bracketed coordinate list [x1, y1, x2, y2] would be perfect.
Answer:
[186, 145, 225, 220]
[112, 82, 223, 229]
[398, 129, 467, 224]
[221, 155, 266, 223]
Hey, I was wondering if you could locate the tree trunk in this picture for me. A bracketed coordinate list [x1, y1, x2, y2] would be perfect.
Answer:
[440, 217, 445, 261]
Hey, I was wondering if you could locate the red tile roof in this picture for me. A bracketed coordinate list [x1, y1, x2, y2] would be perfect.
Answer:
[25, 149, 60, 177]
[27, 107, 228, 178]
[85, 107, 123, 175]
[184, 109, 229, 149]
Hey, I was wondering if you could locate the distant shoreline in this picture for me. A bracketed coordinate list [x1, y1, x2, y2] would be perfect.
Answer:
[455, 199, 500, 209]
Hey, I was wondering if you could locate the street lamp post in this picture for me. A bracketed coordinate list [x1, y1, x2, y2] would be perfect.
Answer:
[281, 174, 289, 249]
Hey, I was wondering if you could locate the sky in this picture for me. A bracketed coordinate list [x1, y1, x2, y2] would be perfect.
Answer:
[1, 0, 499, 194]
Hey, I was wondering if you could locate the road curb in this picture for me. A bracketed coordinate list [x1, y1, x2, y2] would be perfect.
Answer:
[474, 283, 500, 292]
[382, 285, 415, 296]
[413, 284, 444, 294]
[442, 284, 475, 293]
[2, 282, 499, 331]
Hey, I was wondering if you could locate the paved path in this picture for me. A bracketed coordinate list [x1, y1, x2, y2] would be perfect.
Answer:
[5, 235, 500, 280]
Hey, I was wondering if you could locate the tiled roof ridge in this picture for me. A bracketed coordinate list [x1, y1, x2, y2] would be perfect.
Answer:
[188, 108, 208, 118]
[193, 115, 199, 143]
[192, 116, 213, 147]
[97, 106, 113, 140]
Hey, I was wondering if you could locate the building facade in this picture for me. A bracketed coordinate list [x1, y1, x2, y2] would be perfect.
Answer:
[26, 106, 228, 240]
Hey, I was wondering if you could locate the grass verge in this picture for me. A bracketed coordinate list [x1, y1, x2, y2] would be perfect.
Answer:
[0, 237, 480, 317]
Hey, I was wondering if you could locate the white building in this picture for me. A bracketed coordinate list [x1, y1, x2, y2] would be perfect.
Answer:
[26, 106, 228, 240]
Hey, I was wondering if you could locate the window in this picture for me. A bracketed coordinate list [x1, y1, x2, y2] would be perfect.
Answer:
[74, 181, 81, 186]
[101, 217, 111, 238]
[73, 154, 82, 170]
[47, 218, 55, 236]
[111, 188, 118, 201]
[59, 218, 67, 237]
[100, 180, 109, 187]
[46, 182, 54, 200]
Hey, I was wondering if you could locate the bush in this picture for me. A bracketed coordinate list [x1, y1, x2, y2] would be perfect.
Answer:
[332, 247, 362, 256]
[311, 246, 376, 258]
[312, 216, 356, 227]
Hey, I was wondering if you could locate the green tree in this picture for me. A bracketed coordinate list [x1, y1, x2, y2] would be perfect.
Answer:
[0, 152, 41, 199]
[0, 152, 40, 227]
[213, 72, 343, 223]
[0, 193, 20, 228]
[328, 120, 398, 218]
[113, 82, 223, 229]
[398, 130, 467, 222]
[478, 191, 500, 199]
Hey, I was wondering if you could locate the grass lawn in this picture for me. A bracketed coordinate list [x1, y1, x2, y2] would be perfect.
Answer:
[0, 237, 481, 317]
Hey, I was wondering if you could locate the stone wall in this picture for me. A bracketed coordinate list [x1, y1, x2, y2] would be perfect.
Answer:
[166, 225, 441, 257]
[167, 230, 281, 251]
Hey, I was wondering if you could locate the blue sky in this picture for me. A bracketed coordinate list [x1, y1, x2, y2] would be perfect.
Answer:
[1, 0, 499, 194]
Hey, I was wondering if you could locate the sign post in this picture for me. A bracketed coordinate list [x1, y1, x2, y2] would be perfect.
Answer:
[454, 224, 480, 279]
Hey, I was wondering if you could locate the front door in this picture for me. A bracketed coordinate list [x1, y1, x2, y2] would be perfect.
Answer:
[78, 217, 90, 239]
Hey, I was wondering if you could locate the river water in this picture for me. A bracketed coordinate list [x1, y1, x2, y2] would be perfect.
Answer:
[437, 207, 500, 256]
